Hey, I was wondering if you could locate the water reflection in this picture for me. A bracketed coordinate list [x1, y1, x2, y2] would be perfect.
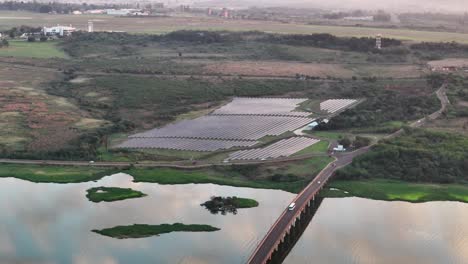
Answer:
[1, 174, 467, 264]
[0, 173, 294, 264]
[284, 198, 468, 264]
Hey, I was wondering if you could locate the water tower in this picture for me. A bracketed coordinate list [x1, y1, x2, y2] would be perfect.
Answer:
[88, 21, 94, 33]
[376, 34, 382, 49]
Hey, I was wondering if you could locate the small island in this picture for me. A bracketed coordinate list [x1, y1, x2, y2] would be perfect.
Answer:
[93, 223, 220, 239]
[86, 187, 147, 203]
[201, 196, 259, 215]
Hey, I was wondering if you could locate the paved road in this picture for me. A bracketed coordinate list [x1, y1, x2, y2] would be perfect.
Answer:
[247, 84, 449, 264]
[0, 152, 327, 169]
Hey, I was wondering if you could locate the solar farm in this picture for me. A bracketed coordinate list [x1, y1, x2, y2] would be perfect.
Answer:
[227, 137, 321, 161]
[320, 99, 357, 114]
[212, 97, 310, 117]
[118, 97, 357, 156]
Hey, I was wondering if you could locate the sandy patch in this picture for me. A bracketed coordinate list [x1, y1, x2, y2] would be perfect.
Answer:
[70, 77, 91, 84]
[457, 101, 468, 107]
[85, 92, 100, 97]
[74, 118, 109, 129]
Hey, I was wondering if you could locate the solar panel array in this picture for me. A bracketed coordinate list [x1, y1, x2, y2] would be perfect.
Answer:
[119, 97, 319, 152]
[228, 137, 320, 161]
[212, 97, 310, 117]
[130, 115, 314, 141]
[116, 138, 257, 152]
[320, 99, 357, 114]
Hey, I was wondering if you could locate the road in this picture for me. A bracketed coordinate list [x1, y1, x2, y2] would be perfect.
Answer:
[0, 152, 327, 169]
[247, 84, 449, 264]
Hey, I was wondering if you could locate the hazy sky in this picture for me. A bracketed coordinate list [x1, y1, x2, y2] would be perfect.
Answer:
[198, 0, 468, 13]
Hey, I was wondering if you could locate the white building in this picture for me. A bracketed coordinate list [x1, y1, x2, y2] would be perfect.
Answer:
[105, 9, 137, 16]
[333, 145, 346, 152]
[343, 16, 374, 21]
[43, 25, 76, 37]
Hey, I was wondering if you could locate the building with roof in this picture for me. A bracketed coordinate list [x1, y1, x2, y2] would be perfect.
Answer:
[43, 25, 75, 36]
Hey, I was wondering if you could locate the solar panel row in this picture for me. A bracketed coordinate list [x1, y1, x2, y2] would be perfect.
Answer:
[212, 97, 310, 117]
[131, 115, 314, 141]
[320, 99, 357, 114]
[228, 137, 321, 161]
[116, 138, 257, 152]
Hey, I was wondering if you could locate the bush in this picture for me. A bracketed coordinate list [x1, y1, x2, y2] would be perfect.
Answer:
[0, 39, 8, 48]
[354, 136, 372, 148]
[27, 36, 36, 42]
[40, 36, 48, 42]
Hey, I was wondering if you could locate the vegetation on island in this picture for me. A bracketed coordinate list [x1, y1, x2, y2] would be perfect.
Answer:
[201, 196, 259, 215]
[86, 186, 146, 203]
[93, 223, 220, 239]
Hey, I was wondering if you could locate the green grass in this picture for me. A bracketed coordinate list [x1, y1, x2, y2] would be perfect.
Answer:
[321, 179, 468, 203]
[93, 223, 220, 239]
[282, 156, 334, 176]
[0, 40, 67, 58]
[235, 197, 259, 208]
[0, 164, 115, 183]
[306, 131, 344, 140]
[293, 140, 329, 155]
[86, 187, 146, 203]
[128, 167, 306, 193]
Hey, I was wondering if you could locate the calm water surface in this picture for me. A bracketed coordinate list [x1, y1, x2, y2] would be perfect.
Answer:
[1, 173, 467, 264]
[285, 198, 468, 264]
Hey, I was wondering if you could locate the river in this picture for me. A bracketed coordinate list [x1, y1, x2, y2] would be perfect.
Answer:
[0, 173, 467, 264]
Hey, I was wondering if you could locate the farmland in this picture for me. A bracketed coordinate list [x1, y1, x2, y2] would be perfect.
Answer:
[1, 11, 468, 43]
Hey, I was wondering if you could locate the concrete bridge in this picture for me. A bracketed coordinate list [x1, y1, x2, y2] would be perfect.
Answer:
[247, 147, 370, 264]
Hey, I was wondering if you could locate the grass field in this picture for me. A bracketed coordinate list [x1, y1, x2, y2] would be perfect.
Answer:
[1, 11, 468, 43]
[129, 167, 307, 193]
[0, 40, 67, 58]
[0, 164, 114, 183]
[306, 131, 344, 140]
[323, 179, 468, 203]
[93, 223, 220, 239]
[293, 140, 329, 155]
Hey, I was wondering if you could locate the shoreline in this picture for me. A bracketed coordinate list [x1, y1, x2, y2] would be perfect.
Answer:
[1, 163, 467, 203]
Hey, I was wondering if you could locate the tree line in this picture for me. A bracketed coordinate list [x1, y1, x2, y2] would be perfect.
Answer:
[336, 128, 468, 183]
[0, 1, 121, 14]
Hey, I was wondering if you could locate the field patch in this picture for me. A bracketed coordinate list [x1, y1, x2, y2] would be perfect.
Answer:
[202, 61, 354, 78]
[0, 40, 67, 59]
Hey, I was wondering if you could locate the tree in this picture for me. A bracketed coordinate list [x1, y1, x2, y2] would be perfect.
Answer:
[0, 39, 8, 48]
[39, 5, 52, 13]
[354, 136, 372, 148]
[338, 137, 352, 148]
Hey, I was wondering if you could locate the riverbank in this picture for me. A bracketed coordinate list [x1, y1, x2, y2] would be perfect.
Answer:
[322, 179, 468, 203]
[2, 163, 468, 203]
[0, 157, 333, 193]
